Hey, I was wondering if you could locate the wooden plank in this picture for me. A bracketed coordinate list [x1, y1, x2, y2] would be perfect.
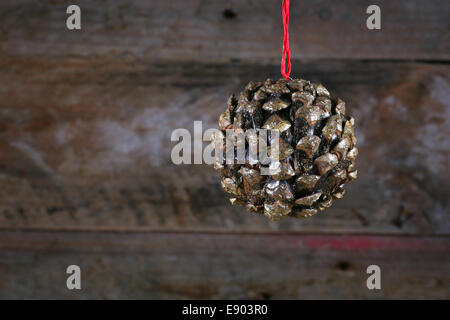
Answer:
[0, 0, 448, 61]
[0, 231, 448, 299]
[0, 57, 449, 234]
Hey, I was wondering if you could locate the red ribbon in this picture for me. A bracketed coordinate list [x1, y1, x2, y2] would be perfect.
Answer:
[281, 0, 291, 79]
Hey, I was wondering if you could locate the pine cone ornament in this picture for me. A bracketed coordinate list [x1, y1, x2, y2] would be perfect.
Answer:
[213, 78, 358, 220]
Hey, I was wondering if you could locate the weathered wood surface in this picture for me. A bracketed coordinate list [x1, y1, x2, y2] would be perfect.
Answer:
[0, 57, 449, 234]
[0, 0, 449, 301]
[0, 0, 449, 61]
[0, 231, 448, 299]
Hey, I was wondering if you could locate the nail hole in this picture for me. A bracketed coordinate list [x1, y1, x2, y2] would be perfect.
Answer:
[335, 261, 351, 271]
[222, 9, 237, 20]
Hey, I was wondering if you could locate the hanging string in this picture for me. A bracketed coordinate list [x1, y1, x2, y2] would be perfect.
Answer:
[281, 0, 291, 79]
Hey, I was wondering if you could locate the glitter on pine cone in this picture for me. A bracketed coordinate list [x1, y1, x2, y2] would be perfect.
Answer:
[214, 78, 358, 220]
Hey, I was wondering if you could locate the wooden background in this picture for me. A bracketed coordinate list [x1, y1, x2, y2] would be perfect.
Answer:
[0, 0, 449, 299]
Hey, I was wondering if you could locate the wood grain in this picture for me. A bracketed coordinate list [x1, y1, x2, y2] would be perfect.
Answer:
[0, 231, 448, 299]
[0, 0, 449, 301]
[0, 0, 448, 61]
[0, 57, 448, 234]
